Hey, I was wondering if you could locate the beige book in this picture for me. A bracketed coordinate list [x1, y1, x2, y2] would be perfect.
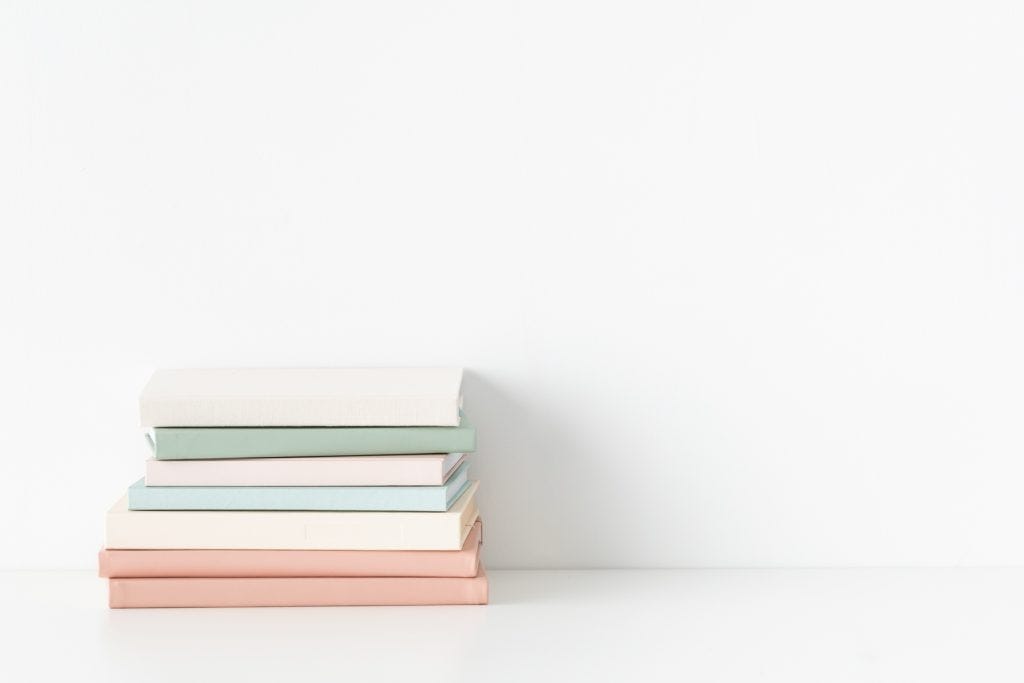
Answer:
[105, 482, 479, 551]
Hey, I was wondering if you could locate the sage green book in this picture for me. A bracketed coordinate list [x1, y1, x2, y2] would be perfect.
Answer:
[149, 419, 476, 460]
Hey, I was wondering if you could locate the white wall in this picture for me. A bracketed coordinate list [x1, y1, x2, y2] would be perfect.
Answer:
[2, 0, 1023, 570]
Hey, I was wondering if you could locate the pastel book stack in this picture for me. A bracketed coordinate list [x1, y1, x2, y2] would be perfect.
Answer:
[99, 368, 487, 608]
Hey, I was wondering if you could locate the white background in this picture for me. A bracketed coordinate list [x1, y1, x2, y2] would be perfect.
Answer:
[2, 0, 1023, 571]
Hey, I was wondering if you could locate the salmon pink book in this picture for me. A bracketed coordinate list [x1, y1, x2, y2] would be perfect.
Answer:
[107, 567, 489, 608]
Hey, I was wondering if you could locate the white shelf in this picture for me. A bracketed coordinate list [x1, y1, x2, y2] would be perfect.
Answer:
[1, 569, 1022, 682]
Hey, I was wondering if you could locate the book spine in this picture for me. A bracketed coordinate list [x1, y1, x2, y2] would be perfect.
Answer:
[105, 515, 470, 550]
[140, 396, 461, 428]
[108, 570, 489, 608]
[152, 425, 476, 459]
[99, 550, 481, 578]
[127, 484, 454, 512]
[97, 523, 483, 578]
[106, 484, 479, 550]
[144, 456, 447, 487]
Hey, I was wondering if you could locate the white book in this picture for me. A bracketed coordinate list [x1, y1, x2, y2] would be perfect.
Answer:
[105, 482, 479, 550]
[139, 367, 464, 427]
[145, 452, 467, 487]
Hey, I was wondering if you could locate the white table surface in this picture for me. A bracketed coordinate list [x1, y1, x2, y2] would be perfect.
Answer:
[2, 569, 1022, 682]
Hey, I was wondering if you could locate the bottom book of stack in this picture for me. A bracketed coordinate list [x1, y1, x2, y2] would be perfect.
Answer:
[99, 520, 487, 608]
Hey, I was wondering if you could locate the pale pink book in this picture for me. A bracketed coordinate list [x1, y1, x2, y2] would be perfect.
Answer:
[145, 452, 466, 486]
[99, 522, 482, 578]
[108, 566, 489, 607]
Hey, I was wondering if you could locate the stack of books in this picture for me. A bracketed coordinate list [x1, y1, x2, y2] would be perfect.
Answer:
[98, 368, 487, 608]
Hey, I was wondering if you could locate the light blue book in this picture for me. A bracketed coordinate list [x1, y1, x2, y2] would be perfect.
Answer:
[128, 462, 471, 512]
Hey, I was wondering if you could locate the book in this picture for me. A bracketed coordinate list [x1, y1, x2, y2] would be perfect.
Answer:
[139, 367, 464, 427]
[145, 452, 467, 486]
[107, 566, 489, 608]
[105, 481, 479, 550]
[98, 521, 483, 578]
[128, 462, 471, 512]
[149, 420, 476, 459]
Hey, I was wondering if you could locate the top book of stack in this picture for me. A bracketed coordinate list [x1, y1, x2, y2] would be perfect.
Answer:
[139, 368, 464, 427]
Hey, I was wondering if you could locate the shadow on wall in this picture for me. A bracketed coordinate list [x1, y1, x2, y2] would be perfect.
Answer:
[462, 370, 627, 569]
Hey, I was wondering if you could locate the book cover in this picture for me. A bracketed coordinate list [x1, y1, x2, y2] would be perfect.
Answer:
[150, 420, 476, 459]
[128, 462, 470, 511]
[98, 521, 483, 578]
[140, 367, 464, 427]
[107, 566, 489, 608]
[106, 482, 479, 550]
[145, 452, 466, 486]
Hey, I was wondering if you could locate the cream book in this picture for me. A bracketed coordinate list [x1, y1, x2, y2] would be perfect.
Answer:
[139, 367, 464, 427]
[105, 482, 479, 550]
[99, 521, 483, 578]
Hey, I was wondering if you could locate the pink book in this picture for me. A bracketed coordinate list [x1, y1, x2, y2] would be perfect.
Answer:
[145, 452, 466, 486]
[108, 566, 489, 607]
[99, 521, 482, 578]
